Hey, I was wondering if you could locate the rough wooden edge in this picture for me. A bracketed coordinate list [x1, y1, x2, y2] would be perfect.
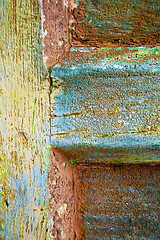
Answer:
[48, 147, 82, 239]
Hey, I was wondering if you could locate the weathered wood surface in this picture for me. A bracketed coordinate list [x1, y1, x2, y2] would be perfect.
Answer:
[49, 148, 160, 240]
[77, 163, 160, 239]
[41, 0, 78, 66]
[1, 0, 159, 239]
[50, 47, 160, 163]
[0, 1, 50, 239]
[41, 0, 160, 66]
[72, 0, 160, 47]
[48, 147, 82, 240]
[42, 1, 160, 239]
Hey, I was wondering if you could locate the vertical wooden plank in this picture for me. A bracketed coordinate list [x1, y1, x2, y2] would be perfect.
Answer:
[41, 0, 78, 66]
[0, 0, 50, 239]
[48, 147, 82, 239]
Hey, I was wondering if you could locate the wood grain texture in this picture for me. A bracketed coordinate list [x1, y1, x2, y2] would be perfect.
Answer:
[72, 0, 160, 47]
[0, 1, 50, 239]
[77, 163, 160, 239]
[50, 47, 160, 163]
[42, 0, 78, 66]
[42, 0, 160, 67]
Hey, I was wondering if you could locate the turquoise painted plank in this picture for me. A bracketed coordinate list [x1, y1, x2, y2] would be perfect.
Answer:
[50, 47, 160, 162]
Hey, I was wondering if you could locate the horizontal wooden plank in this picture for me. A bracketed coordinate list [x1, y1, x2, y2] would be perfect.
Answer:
[72, 0, 160, 47]
[49, 147, 160, 239]
[50, 47, 160, 162]
[41, 0, 160, 66]
[77, 163, 160, 239]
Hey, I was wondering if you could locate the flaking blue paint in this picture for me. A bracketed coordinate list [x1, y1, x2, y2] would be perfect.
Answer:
[50, 47, 160, 162]
[2, 166, 48, 238]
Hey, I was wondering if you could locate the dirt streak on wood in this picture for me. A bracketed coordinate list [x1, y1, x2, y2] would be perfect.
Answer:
[63, 111, 83, 117]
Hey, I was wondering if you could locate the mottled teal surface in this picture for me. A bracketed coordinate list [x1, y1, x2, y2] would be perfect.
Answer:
[50, 47, 160, 162]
